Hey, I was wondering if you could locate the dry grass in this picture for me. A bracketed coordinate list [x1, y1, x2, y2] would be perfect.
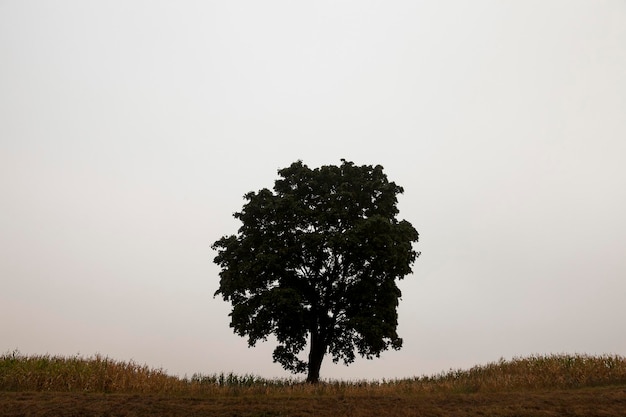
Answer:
[2, 350, 625, 396]
[2, 351, 626, 416]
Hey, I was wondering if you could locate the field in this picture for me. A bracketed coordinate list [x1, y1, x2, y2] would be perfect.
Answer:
[2, 351, 626, 416]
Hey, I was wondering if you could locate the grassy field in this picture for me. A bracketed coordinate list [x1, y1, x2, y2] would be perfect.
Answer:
[1, 351, 626, 416]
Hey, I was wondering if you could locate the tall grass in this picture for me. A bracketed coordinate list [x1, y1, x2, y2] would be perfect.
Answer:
[1, 350, 625, 396]
[0, 351, 182, 394]
[404, 353, 626, 393]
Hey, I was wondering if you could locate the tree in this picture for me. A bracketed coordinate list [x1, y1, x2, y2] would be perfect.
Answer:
[212, 160, 419, 383]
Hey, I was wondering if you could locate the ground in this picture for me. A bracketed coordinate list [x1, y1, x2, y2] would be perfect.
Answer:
[2, 385, 626, 417]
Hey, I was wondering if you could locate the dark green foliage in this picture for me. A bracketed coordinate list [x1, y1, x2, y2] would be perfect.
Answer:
[212, 160, 420, 382]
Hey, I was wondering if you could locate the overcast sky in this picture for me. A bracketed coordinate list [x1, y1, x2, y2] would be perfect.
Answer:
[1, 0, 625, 380]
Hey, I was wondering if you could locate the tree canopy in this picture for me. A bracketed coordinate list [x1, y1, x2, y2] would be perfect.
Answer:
[212, 160, 419, 383]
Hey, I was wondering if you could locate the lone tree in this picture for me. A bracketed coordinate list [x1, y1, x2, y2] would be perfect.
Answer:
[212, 160, 419, 383]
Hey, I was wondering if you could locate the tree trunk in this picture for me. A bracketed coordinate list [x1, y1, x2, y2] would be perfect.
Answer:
[306, 331, 326, 384]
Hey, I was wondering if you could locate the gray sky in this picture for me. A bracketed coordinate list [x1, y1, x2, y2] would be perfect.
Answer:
[1, 0, 625, 380]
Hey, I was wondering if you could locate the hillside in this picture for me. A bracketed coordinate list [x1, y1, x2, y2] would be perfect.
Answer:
[1, 351, 625, 416]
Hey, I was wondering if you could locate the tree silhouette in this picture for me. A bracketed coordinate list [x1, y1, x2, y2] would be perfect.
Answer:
[212, 160, 419, 383]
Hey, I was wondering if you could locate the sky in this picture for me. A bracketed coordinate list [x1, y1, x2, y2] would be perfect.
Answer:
[1, 0, 625, 380]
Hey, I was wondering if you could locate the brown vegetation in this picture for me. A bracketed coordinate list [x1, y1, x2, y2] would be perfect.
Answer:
[1, 351, 625, 416]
